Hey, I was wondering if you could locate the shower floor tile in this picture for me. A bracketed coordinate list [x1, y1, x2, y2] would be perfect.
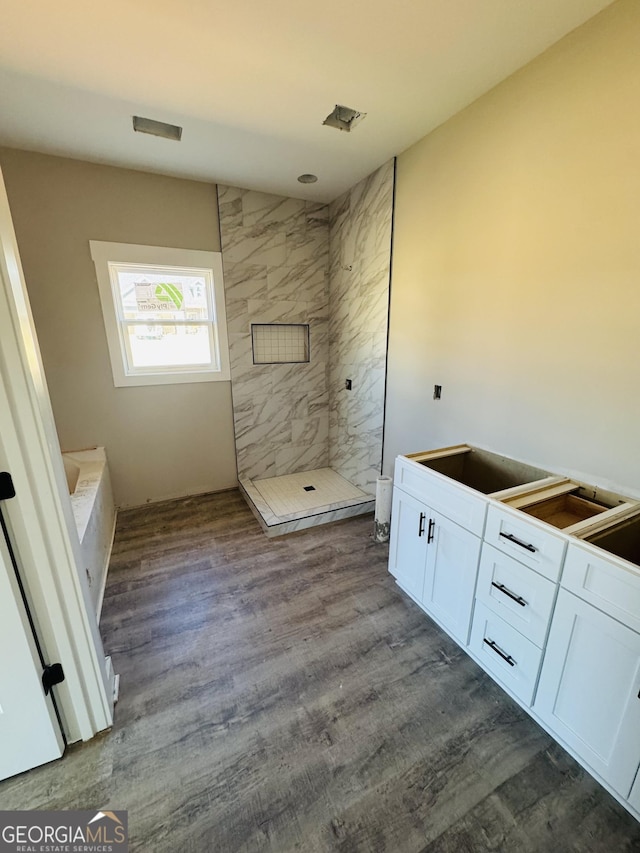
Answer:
[253, 468, 367, 517]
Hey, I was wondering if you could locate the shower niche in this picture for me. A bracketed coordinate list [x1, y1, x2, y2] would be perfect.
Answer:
[251, 324, 310, 364]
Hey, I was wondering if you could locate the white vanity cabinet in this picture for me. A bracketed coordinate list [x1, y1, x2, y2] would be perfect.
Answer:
[391, 446, 559, 651]
[388, 444, 640, 821]
[388, 462, 482, 645]
[535, 540, 640, 801]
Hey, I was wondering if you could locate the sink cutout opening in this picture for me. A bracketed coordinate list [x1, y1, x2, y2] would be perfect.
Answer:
[417, 447, 551, 495]
[587, 515, 640, 565]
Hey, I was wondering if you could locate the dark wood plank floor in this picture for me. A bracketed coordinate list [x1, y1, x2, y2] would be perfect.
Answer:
[2, 490, 640, 852]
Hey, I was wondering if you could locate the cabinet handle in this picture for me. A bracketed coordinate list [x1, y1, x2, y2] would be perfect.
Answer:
[483, 638, 516, 667]
[491, 581, 527, 607]
[427, 518, 435, 543]
[499, 531, 537, 553]
[418, 512, 426, 537]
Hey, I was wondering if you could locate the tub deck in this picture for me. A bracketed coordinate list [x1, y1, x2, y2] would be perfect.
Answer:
[62, 447, 116, 618]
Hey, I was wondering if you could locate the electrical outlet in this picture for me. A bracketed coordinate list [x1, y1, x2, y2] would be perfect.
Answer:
[433, 384, 442, 400]
[345, 379, 353, 390]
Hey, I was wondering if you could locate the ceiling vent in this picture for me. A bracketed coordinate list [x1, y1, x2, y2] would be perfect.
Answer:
[322, 105, 366, 132]
[132, 116, 182, 141]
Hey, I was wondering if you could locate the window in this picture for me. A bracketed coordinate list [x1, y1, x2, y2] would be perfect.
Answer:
[90, 242, 230, 386]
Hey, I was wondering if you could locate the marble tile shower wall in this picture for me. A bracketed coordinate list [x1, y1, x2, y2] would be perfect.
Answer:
[218, 187, 330, 480]
[328, 160, 394, 494]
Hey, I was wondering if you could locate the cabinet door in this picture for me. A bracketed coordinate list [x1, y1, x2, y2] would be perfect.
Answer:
[388, 488, 428, 602]
[422, 511, 481, 645]
[535, 589, 640, 798]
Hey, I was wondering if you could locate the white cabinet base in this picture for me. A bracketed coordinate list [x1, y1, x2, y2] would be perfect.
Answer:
[389, 447, 640, 823]
[534, 589, 640, 800]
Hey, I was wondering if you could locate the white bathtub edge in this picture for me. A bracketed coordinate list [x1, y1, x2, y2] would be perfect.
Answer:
[96, 508, 117, 622]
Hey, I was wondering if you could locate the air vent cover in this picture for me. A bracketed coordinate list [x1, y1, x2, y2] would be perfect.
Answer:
[322, 104, 366, 132]
[132, 116, 182, 141]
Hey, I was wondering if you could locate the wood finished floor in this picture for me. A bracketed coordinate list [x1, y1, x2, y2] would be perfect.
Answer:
[2, 489, 640, 852]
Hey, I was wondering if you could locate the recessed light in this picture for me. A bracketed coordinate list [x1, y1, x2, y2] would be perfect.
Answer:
[322, 104, 366, 132]
[297, 173, 318, 184]
[132, 116, 182, 141]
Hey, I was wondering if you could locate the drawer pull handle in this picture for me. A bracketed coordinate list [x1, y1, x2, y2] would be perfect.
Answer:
[491, 581, 527, 607]
[427, 518, 435, 543]
[418, 512, 426, 537]
[499, 531, 537, 553]
[483, 638, 516, 667]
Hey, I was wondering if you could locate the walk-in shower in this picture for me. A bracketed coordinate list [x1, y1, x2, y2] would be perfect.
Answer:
[218, 160, 394, 535]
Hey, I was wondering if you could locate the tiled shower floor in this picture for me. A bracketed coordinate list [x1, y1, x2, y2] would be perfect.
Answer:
[239, 468, 375, 537]
[253, 468, 366, 516]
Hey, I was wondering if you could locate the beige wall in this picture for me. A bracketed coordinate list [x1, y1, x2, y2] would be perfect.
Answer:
[0, 149, 237, 507]
[385, 0, 640, 496]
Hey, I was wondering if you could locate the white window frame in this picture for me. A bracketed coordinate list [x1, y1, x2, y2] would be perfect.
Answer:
[90, 241, 230, 387]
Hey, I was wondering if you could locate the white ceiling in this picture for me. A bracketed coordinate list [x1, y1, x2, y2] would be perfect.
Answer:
[0, 0, 614, 202]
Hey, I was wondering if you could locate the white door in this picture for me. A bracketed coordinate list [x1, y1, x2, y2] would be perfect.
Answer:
[628, 771, 640, 813]
[422, 511, 481, 645]
[535, 589, 640, 799]
[0, 523, 64, 780]
[388, 489, 429, 602]
[0, 166, 113, 743]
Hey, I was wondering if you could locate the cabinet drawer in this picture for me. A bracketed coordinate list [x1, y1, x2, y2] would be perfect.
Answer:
[469, 601, 543, 705]
[476, 544, 556, 647]
[394, 456, 487, 536]
[562, 542, 640, 634]
[484, 504, 566, 581]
